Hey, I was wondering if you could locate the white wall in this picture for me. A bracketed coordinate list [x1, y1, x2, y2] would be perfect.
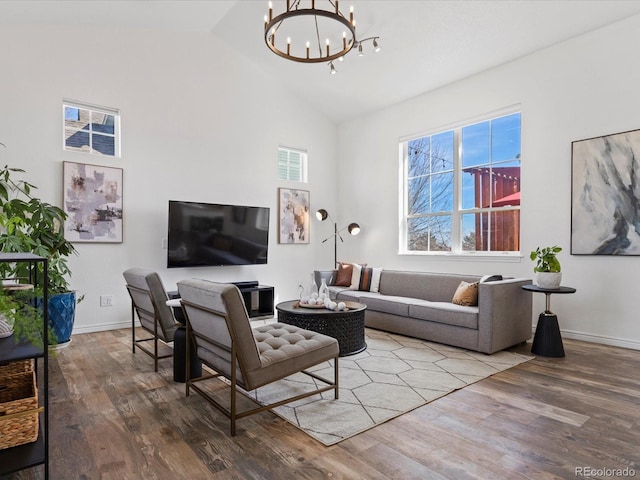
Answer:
[3, 15, 640, 350]
[338, 15, 640, 350]
[0, 25, 338, 333]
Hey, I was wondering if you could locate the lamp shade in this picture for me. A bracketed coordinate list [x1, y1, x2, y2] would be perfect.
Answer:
[348, 223, 361, 235]
[316, 209, 329, 221]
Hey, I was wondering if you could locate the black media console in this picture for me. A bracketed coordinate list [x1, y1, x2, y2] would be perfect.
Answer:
[231, 281, 274, 319]
[170, 282, 274, 319]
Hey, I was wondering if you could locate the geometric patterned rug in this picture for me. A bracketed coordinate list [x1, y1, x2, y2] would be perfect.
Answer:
[248, 328, 532, 446]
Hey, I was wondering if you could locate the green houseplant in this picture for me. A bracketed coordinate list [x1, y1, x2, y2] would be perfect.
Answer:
[530, 245, 562, 288]
[0, 164, 79, 347]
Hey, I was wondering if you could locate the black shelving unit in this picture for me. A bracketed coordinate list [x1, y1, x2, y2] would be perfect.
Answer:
[0, 253, 49, 479]
[232, 282, 274, 319]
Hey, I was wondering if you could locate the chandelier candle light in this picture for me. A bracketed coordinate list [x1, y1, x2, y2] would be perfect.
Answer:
[264, 0, 380, 73]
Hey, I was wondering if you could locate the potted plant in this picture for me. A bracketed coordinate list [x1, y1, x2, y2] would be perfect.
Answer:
[530, 245, 562, 288]
[0, 163, 79, 347]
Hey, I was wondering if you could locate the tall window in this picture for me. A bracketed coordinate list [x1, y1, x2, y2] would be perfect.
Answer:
[278, 146, 307, 182]
[401, 111, 521, 254]
[63, 100, 120, 157]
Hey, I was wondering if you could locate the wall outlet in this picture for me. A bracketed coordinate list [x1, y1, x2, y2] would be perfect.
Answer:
[100, 294, 114, 307]
[161, 238, 168, 249]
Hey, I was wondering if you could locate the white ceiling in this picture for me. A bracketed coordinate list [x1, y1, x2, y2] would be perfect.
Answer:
[3, 1, 640, 123]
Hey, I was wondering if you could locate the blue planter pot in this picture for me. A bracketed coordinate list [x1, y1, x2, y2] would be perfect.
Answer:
[48, 291, 76, 345]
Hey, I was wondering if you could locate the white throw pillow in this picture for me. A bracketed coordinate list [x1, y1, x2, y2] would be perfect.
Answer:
[350, 265, 383, 292]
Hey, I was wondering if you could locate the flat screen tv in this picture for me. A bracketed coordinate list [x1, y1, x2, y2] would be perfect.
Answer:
[167, 200, 270, 268]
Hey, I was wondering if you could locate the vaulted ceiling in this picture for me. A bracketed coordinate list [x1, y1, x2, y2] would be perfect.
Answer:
[3, 1, 640, 123]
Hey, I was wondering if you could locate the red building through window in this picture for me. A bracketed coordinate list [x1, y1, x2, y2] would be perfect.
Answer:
[464, 166, 520, 252]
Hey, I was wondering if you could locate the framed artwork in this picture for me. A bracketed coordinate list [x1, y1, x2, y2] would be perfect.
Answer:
[63, 161, 123, 243]
[278, 188, 310, 244]
[571, 128, 640, 255]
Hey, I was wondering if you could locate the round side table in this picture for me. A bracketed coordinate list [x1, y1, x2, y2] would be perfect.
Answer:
[521, 284, 576, 358]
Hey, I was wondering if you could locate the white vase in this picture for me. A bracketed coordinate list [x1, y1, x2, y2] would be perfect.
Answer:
[535, 271, 562, 289]
[308, 273, 318, 297]
[318, 278, 329, 298]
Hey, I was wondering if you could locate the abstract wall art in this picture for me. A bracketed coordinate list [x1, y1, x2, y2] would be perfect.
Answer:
[571, 128, 640, 255]
[278, 188, 310, 244]
[63, 161, 123, 243]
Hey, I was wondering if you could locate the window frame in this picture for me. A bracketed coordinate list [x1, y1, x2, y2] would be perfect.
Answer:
[399, 107, 522, 257]
[63, 100, 121, 157]
[278, 145, 308, 183]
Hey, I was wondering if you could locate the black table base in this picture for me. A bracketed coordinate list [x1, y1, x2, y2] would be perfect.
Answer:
[531, 313, 565, 358]
[173, 326, 202, 383]
[277, 303, 367, 357]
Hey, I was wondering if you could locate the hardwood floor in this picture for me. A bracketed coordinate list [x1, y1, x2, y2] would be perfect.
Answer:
[3, 328, 639, 480]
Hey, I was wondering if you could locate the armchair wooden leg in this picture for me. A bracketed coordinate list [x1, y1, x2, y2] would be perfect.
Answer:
[334, 356, 339, 400]
[230, 345, 237, 437]
[185, 322, 191, 398]
[153, 318, 159, 372]
[131, 303, 136, 354]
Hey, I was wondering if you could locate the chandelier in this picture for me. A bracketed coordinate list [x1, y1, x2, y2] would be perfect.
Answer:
[264, 0, 380, 73]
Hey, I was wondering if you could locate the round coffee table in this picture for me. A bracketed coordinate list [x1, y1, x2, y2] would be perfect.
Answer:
[276, 300, 367, 356]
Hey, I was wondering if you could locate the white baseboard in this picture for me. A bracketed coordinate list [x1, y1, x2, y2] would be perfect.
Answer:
[73, 322, 639, 351]
[561, 329, 640, 351]
[531, 325, 640, 351]
[73, 318, 273, 335]
[72, 320, 134, 335]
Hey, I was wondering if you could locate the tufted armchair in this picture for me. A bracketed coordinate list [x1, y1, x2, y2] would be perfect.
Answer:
[177, 278, 339, 436]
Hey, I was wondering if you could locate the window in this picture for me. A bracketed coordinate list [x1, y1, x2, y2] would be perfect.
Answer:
[401, 111, 521, 254]
[63, 100, 120, 157]
[278, 146, 307, 182]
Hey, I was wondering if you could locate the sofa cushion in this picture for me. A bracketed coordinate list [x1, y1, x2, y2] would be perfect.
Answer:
[452, 281, 479, 306]
[358, 295, 415, 317]
[350, 265, 383, 292]
[315, 270, 338, 287]
[335, 262, 358, 286]
[335, 289, 373, 303]
[409, 301, 479, 329]
[327, 285, 350, 300]
[379, 270, 481, 302]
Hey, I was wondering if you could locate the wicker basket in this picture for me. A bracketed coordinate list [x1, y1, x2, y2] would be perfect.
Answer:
[0, 370, 41, 450]
[0, 359, 34, 377]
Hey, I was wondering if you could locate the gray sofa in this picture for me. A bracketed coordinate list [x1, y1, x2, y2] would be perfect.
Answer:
[315, 269, 532, 354]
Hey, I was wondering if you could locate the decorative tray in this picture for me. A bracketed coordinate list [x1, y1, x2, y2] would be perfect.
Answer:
[343, 301, 363, 310]
[294, 301, 363, 310]
[296, 302, 326, 309]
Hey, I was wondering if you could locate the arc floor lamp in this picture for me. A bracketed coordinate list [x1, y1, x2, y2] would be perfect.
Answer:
[315, 209, 360, 266]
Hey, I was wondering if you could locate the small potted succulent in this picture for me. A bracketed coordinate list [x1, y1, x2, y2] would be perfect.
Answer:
[530, 245, 562, 288]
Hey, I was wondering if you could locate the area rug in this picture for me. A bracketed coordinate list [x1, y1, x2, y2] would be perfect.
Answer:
[248, 329, 532, 446]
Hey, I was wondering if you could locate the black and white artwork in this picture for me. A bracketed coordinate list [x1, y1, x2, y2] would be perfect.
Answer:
[63, 161, 123, 243]
[571, 128, 640, 255]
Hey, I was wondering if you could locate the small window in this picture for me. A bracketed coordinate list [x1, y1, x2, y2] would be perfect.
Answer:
[63, 100, 120, 157]
[278, 146, 307, 182]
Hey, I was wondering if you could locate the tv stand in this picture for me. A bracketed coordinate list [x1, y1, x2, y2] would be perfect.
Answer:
[231, 282, 274, 319]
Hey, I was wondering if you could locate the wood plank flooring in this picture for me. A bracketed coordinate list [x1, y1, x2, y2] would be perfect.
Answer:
[3, 328, 639, 480]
